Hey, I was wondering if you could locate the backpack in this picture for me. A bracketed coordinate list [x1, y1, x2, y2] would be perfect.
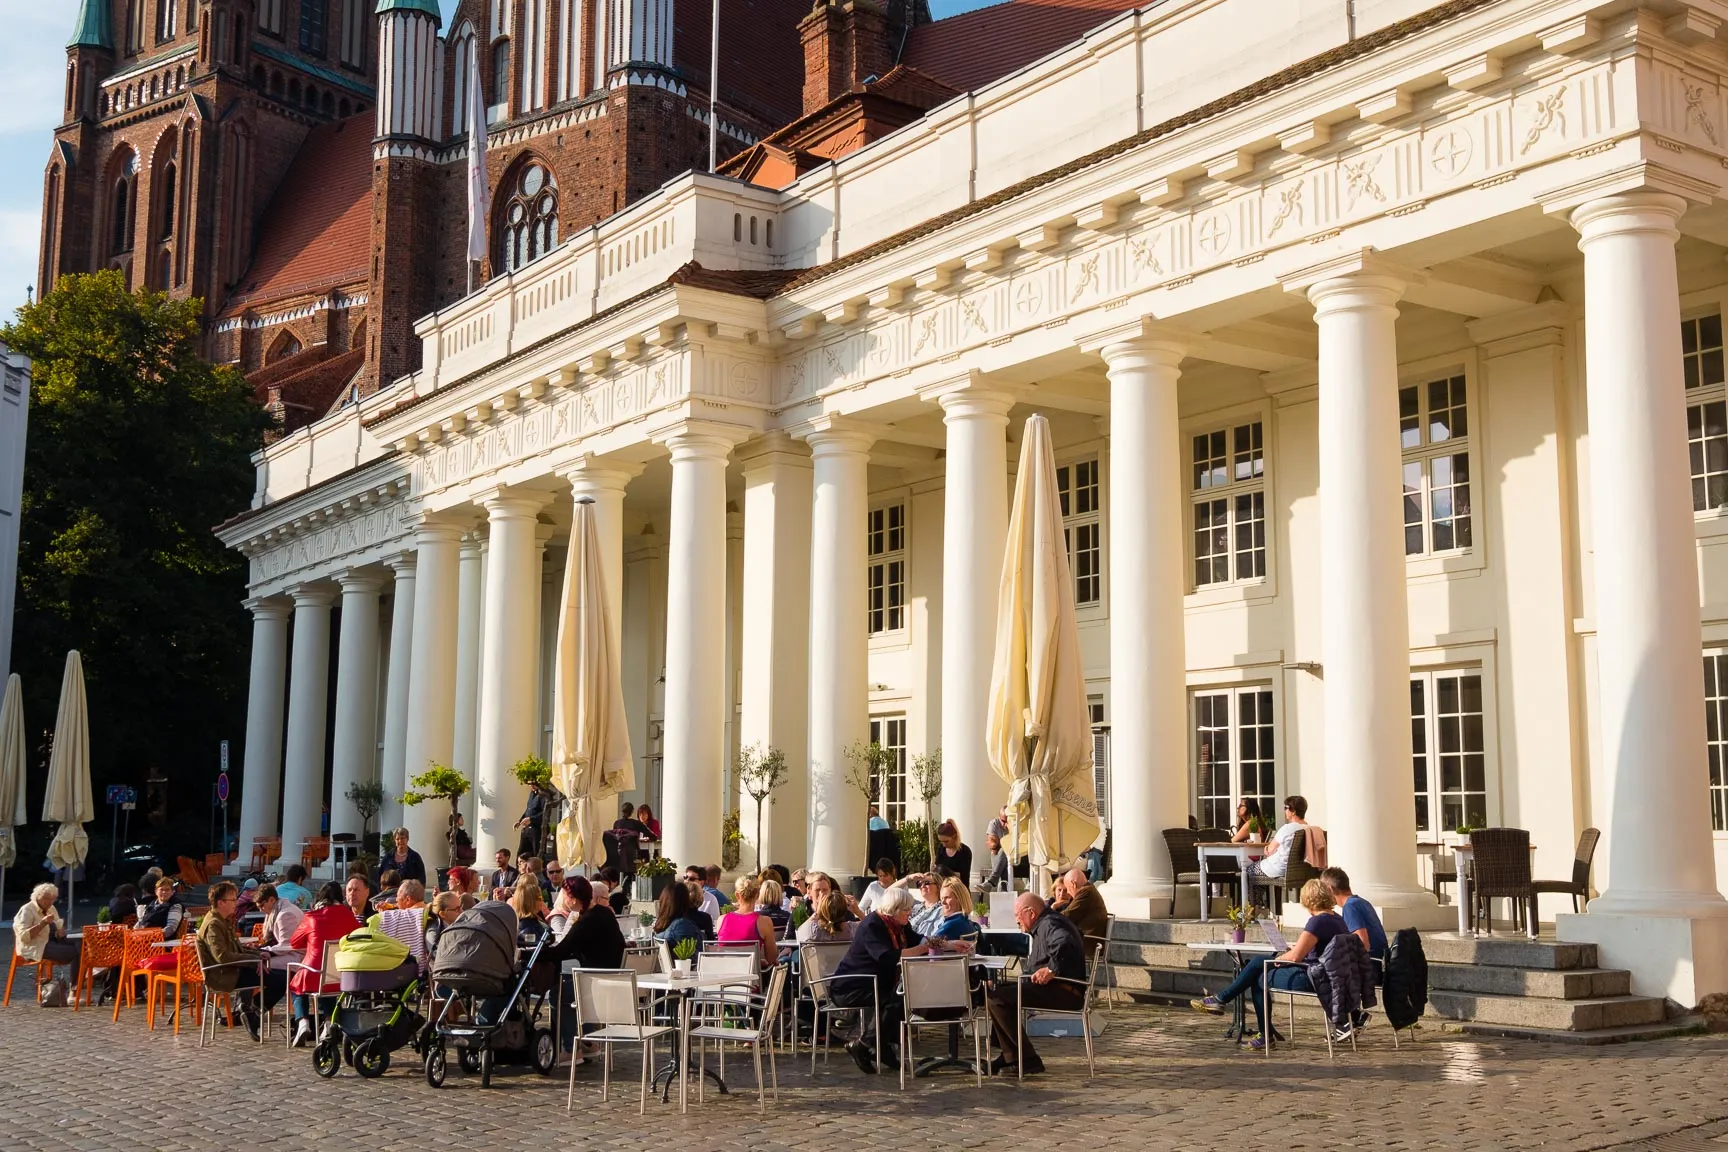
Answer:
[1381, 926, 1429, 1030]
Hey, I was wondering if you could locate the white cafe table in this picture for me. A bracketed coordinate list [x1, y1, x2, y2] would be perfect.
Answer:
[1196, 843, 1260, 922]
[1185, 940, 1276, 1043]
[570, 967, 748, 1113]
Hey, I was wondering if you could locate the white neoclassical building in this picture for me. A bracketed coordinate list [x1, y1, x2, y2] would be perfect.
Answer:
[220, 0, 1728, 1004]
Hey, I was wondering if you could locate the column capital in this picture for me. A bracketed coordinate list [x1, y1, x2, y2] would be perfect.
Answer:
[1567, 191, 1688, 246]
[336, 570, 385, 596]
[1078, 317, 1201, 364]
[473, 485, 554, 521]
[735, 430, 813, 473]
[410, 515, 469, 547]
[289, 584, 337, 609]
[386, 551, 418, 576]
[243, 596, 292, 622]
[653, 419, 753, 464]
[556, 453, 645, 495]
[796, 414, 878, 457]
[1281, 248, 1421, 312]
[1538, 160, 1714, 222]
[916, 372, 1019, 420]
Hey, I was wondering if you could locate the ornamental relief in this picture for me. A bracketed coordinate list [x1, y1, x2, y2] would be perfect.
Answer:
[775, 62, 1629, 409]
[248, 502, 411, 588]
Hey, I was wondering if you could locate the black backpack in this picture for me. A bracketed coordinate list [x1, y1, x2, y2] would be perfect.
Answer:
[1381, 926, 1429, 1030]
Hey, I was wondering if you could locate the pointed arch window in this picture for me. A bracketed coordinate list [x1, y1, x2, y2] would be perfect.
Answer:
[492, 39, 511, 108]
[500, 162, 558, 272]
[157, 162, 177, 240]
[110, 152, 140, 254]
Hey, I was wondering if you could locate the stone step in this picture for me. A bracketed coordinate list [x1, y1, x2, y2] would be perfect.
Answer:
[1427, 989, 1667, 1031]
[1428, 961, 1630, 1000]
[1113, 919, 1256, 945]
[1412, 933, 1598, 970]
[1444, 1016, 1706, 1046]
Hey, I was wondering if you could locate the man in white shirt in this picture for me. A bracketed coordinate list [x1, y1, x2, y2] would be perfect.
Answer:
[1246, 795, 1308, 884]
[684, 865, 721, 920]
[858, 858, 903, 914]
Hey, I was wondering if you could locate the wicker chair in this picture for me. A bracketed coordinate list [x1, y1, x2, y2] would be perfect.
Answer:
[1531, 827, 1600, 917]
[1468, 828, 1534, 935]
[1162, 828, 1237, 918]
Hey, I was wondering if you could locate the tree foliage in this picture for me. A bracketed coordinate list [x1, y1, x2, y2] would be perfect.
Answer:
[0, 272, 270, 841]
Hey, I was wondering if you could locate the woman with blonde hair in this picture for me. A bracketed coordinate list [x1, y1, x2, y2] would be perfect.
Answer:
[1190, 877, 1348, 1049]
[929, 877, 978, 941]
[716, 876, 777, 964]
[757, 877, 791, 934]
[510, 876, 548, 944]
[796, 890, 856, 944]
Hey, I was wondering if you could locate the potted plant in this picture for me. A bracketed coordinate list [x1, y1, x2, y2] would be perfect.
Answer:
[345, 781, 385, 846]
[721, 809, 743, 872]
[910, 748, 942, 867]
[636, 910, 655, 941]
[671, 936, 698, 976]
[401, 763, 472, 870]
[1224, 902, 1262, 945]
[511, 755, 553, 790]
[973, 897, 990, 927]
[736, 744, 789, 872]
[898, 818, 931, 874]
[637, 853, 675, 902]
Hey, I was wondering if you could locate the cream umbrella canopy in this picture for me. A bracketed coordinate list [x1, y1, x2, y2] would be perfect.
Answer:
[43, 651, 92, 926]
[987, 414, 1105, 895]
[0, 674, 25, 915]
[553, 499, 635, 872]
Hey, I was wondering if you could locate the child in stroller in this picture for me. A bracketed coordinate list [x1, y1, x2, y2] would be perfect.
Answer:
[424, 900, 560, 1088]
[313, 921, 428, 1079]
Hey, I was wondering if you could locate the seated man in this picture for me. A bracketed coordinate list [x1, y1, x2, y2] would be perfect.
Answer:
[1059, 865, 1109, 945]
[489, 848, 520, 901]
[685, 865, 721, 920]
[274, 864, 313, 911]
[986, 893, 1086, 1076]
[137, 876, 187, 936]
[830, 887, 960, 1074]
[858, 858, 902, 915]
[1244, 795, 1309, 893]
[1322, 865, 1387, 1027]
[196, 881, 284, 1040]
[981, 832, 1010, 892]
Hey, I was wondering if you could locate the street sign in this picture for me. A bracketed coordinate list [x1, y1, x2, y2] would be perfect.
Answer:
[216, 772, 229, 803]
[105, 784, 126, 805]
[220, 740, 230, 773]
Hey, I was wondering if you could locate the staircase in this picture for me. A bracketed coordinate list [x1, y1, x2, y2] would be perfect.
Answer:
[1108, 919, 1700, 1045]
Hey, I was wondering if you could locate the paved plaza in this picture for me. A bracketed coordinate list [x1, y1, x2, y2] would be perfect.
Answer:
[2, 997, 1726, 1152]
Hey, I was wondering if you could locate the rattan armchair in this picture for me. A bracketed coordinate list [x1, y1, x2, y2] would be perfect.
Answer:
[1531, 827, 1599, 916]
[1468, 828, 1535, 935]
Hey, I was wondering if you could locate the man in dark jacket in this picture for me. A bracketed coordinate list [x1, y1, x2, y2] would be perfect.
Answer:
[987, 893, 1087, 1075]
[1059, 866, 1109, 944]
[830, 887, 955, 1074]
[516, 784, 548, 860]
[541, 876, 626, 1055]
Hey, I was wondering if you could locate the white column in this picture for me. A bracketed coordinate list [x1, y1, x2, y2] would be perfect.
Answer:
[378, 554, 416, 837]
[934, 382, 1014, 850]
[1557, 191, 1728, 1003]
[328, 571, 383, 841]
[659, 425, 743, 872]
[278, 585, 335, 868]
[451, 531, 485, 801]
[401, 521, 462, 863]
[1095, 331, 1190, 915]
[237, 598, 291, 858]
[474, 488, 552, 864]
[1293, 254, 1433, 919]
[803, 424, 873, 878]
[561, 457, 641, 657]
[738, 435, 813, 872]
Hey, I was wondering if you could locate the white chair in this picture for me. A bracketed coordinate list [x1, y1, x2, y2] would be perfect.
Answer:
[1086, 913, 1119, 1008]
[690, 963, 788, 1113]
[567, 968, 675, 1115]
[897, 955, 985, 1089]
[193, 943, 268, 1048]
[1259, 944, 1366, 1059]
[798, 941, 879, 1074]
[284, 939, 340, 1049]
[1014, 943, 1104, 1080]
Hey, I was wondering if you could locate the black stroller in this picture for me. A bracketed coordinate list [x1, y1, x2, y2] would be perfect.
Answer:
[312, 957, 428, 1079]
[424, 901, 559, 1088]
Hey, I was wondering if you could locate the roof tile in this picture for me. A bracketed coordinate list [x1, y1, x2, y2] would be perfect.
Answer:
[902, 0, 1144, 93]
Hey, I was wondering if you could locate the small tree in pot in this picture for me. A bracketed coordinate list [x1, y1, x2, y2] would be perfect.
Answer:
[401, 763, 471, 869]
[909, 748, 942, 871]
[736, 744, 789, 872]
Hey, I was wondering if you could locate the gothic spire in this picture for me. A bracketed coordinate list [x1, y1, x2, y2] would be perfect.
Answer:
[68, 0, 113, 50]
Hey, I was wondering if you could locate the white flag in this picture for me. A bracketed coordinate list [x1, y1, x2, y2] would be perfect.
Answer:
[466, 46, 490, 265]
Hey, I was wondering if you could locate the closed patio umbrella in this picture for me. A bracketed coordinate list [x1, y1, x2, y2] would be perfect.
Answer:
[553, 500, 634, 872]
[0, 674, 25, 917]
[43, 651, 92, 926]
[987, 414, 1105, 896]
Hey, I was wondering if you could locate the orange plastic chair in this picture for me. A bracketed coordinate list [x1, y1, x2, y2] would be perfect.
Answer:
[73, 923, 126, 1011]
[300, 837, 330, 872]
[111, 927, 166, 1021]
[249, 837, 280, 873]
[147, 937, 206, 1035]
[204, 853, 226, 878]
[3, 951, 51, 1007]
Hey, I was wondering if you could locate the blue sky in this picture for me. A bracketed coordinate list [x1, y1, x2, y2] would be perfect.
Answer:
[0, 0, 1000, 325]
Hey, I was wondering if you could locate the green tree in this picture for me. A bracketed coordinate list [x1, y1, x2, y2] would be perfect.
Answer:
[1, 272, 270, 844]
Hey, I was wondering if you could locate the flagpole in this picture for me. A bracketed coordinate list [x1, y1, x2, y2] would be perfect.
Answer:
[708, 0, 719, 170]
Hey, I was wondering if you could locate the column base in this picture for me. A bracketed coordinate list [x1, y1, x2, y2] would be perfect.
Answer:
[1097, 878, 1179, 921]
[1558, 908, 1728, 1007]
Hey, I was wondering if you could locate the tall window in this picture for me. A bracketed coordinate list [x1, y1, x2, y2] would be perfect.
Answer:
[1706, 652, 1728, 831]
[157, 0, 177, 40]
[1401, 375, 1473, 555]
[1191, 420, 1265, 587]
[340, 0, 367, 67]
[157, 162, 177, 240]
[1684, 312, 1728, 513]
[868, 715, 907, 827]
[259, 0, 284, 36]
[299, 0, 328, 54]
[1056, 456, 1102, 606]
[866, 503, 906, 635]
[1192, 686, 1275, 831]
[1411, 669, 1487, 835]
[499, 161, 558, 271]
[110, 157, 138, 254]
[1089, 697, 1110, 827]
[492, 39, 511, 107]
[127, 0, 146, 52]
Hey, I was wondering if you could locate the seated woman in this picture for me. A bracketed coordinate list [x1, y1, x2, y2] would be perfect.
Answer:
[796, 891, 856, 944]
[1191, 878, 1350, 1049]
[424, 891, 463, 960]
[829, 887, 960, 1074]
[1231, 798, 1269, 844]
[255, 883, 304, 976]
[445, 866, 480, 911]
[683, 881, 716, 939]
[13, 883, 82, 982]
[105, 883, 139, 927]
[286, 882, 361, 1048]
[136, 876, 186, 937]
[858, 859, 901, 915]
[716, 876, 777, 966]
[510, 877, 549, 946]
[929, 878, 979, 942]
[541, 876, 627, 1056]
[653, 880, 707, 953]
[909, 874, 947, 938]
[195, 881, 283, 1041]
[758, 877, 792, 935]
[635, 802, 662, 842]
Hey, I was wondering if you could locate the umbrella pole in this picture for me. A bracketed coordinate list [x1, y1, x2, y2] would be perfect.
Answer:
[66, 870, 74, 931]
[1025, 734, 1046, 900]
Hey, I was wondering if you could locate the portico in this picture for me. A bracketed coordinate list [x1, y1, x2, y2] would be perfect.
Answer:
[218, 0, 1728, 1008]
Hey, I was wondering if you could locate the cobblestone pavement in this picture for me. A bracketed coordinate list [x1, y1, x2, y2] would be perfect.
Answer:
[3, 995, 1727, 1152]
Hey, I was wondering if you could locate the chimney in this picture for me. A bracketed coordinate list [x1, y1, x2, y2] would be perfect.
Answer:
[799, 0, 894, 118]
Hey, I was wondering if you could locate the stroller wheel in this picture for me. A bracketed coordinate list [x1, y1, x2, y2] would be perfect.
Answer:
[458, 1047, 482, 1074]
[424, 1042, 447, 1089]
[312, 1039, 341, 1080]
[532, 1028, 557, 1076]
[480, 1046, 494, 1089]
[353, 1039, 391, 1079]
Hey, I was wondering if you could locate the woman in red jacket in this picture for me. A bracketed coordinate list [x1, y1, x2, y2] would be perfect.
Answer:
[286, 882, 361, 1047]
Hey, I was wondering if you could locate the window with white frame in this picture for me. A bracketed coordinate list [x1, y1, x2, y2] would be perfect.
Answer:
[1705, 651, 1728, 831]
[1401, 375, 1473, 556]
[1683, 312, 1728, 513]
[1190, 421, 1265, 588]
[1410, 668, 1487, 834]
[1089, 696, 1111, 827]
[866, 502, 906, 635]
[868, 715, 907, 827]
[1056, 456, 1102, 606]
[1192, 686, 1276, 831]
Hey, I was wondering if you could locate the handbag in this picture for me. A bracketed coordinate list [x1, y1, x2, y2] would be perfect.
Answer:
[39, 976, 70, 1008]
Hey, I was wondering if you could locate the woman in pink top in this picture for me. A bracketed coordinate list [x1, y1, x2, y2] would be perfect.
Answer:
[715, 876, 777, 965]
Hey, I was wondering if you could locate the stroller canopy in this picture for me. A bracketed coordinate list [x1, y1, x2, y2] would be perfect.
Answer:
[431, 900, 520, 991]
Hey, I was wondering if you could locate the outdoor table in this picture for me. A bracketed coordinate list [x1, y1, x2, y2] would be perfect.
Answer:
[1195, 843, 1260, 923]
[912, 952, 1011, 1079]
[585, 966, 746, 1111]
[1186, 941, 1276, 1044]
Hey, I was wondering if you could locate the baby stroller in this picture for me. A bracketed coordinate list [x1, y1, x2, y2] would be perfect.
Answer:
[424, 901, 559, 1088]
[312, 925, 428, 1079]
